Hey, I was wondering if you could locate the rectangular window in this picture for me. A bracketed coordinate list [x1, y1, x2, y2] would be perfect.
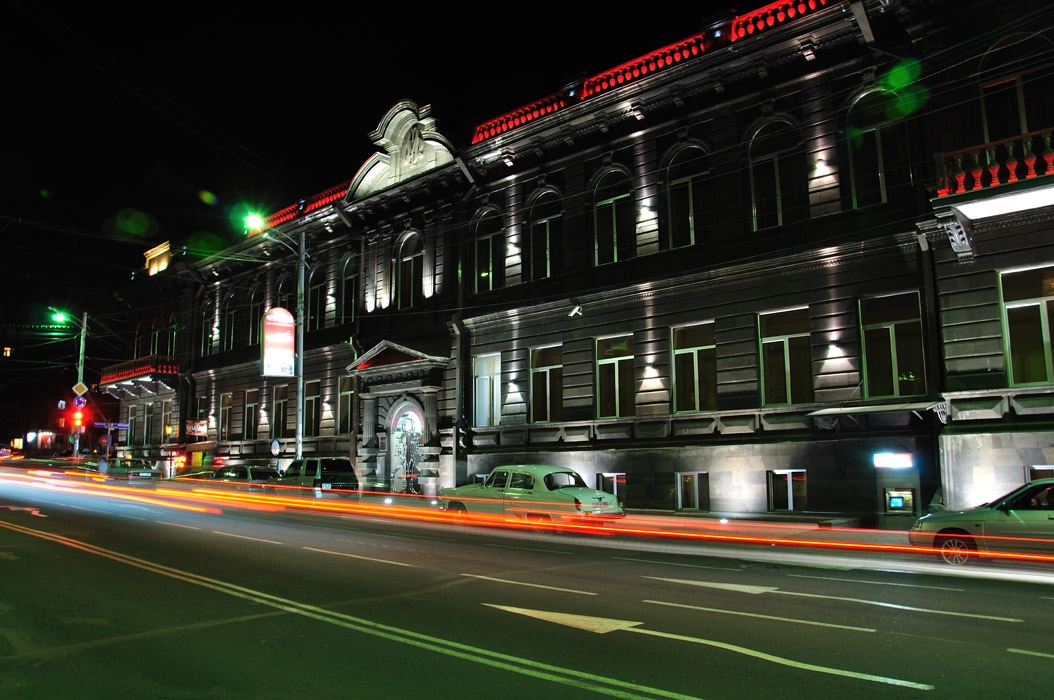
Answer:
[244, 390, 259, 441]
[1002, 266, 1054, 385]
[769, 469, 807, 511]
[220, 393, 232, 441]
[304, 381, 321, 437]
[338, 377, 354, 434]
[127, 405, 140, 446]
[473, 355, 501, 427]
[530, 346, 563, 422]
[161, 400, 173, 442]
[272, 386, 288, 439]
[760, 308, 813, 406]
[530, 214, 560, 280]
[597, 335, 635, 418]
[143, 403, 155, 445]
[673, 323, 717, 412]
[860, 293, 925, 398]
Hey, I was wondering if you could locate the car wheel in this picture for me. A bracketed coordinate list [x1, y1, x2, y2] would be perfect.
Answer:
[937, 534, 974, 565]
[447, 502, 467, 516]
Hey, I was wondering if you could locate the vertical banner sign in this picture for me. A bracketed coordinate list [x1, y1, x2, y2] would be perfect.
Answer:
[262, 307, 295, 377]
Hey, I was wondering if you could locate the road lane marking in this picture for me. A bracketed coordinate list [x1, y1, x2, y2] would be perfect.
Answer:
[158, 521, 201, 530]
[643, 599, 876, 632]
[212, 531, 283, 545]
[487, 543, 574, 555]
[788, 574, 964, 592]
[0, 519, 702, 700]
[1008, 648, 1054, 659]
[302, 546, 418, 567]
[613, 557, 739, 571]
[461, 574, 597, 596]
[486, 605, 930, 690]
[646, 577, 1021, 623]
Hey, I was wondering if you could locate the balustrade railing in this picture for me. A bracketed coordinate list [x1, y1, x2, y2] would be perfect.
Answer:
[101, 355, 181, 384]
[936, 128, 1054, 197]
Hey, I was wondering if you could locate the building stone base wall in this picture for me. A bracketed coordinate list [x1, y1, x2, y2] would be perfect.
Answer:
[940, 431, 1054, 510]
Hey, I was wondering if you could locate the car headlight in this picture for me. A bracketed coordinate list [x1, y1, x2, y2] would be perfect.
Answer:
[910, 515, 929, 531]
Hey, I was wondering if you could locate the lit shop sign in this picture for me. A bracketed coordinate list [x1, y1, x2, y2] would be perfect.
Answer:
[873, 453, 913, 469]
[262, 307, 295, 377]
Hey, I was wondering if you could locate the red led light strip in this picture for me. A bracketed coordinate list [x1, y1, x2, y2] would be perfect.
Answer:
[730, 0, 832, 42]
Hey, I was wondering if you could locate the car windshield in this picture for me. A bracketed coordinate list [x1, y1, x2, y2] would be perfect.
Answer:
[543, 471, 587, 490]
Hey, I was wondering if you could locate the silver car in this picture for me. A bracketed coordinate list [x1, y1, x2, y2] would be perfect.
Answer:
[439, 465, 624, 524]
[909, 479, 1054, 565]
[104, 457, 162, 483]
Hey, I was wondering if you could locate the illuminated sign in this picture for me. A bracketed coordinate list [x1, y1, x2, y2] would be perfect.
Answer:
[874, 453, 913, 469]
[262, 307, 295, 377]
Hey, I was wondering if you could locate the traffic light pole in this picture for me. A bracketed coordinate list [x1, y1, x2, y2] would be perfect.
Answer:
[73, 312, 87, 459]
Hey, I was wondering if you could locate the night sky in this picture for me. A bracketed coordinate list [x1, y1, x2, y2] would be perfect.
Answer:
[4, 4, 720, 324]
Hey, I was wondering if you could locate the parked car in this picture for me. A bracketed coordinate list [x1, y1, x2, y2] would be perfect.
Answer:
[909, 479, 1054, 565]
[269, 457, 359, 497]
[209, 464, 282, 491]
[439, 465, 624, 524]
[104, 457, 162, 482]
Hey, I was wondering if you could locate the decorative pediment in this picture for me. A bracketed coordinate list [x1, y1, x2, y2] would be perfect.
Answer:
[348, 340, 448, 373]
[346, 101, 456, 201]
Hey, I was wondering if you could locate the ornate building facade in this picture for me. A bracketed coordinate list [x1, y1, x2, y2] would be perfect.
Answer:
[100, 0, 1054, 524]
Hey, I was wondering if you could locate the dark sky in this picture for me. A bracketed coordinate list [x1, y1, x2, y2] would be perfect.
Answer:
[3, 3, 732, 325]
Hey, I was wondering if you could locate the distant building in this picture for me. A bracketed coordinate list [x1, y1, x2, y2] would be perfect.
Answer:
[101, 0, 1054, 524]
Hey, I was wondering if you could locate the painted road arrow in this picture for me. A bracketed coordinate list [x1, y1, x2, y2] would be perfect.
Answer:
[484, 604, 934, 691]
[644, 577, 1023, 622]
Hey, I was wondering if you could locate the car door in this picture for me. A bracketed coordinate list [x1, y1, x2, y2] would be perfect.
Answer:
[982, 484, 1054, 555]
[473, 470, 510, 514]
[503, 471, 537, 519]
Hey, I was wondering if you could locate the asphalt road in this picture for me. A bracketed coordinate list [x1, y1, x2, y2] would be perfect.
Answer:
[1, 465, 1053, 700]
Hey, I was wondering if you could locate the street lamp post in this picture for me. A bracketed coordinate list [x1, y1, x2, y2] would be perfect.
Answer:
[50, 308, 88, 457]
[247, 216, 306, 461]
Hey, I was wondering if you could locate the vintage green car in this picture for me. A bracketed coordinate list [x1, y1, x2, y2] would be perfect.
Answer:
[439, 464, 624, 524]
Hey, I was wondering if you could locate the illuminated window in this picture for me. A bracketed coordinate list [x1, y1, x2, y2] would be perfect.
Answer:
[760, 308, 813, 406]
[597, 335, 635, 418]
[397, 234, 423, 310]
[667, 148, 709, 249]
[475, 211, 505, 293]
[341, 254, 359, 325]
[220, 393, 233, 441]
[530, 346, 563, 422]
[199, 301, 214, 357]
[860, 293, 925, 398]
[304, 381, 321, 437]
[272, 386, 288, 439]
[749, 121, 807, 231]
[307, 267, 326, 332]
[161, 400, 173, 441]
[338, 377, 354, 434]
[244, 390, 259, 441]
[473, 354, 501, 427]
[1001, 266, 1054, 386]
[529, 193, 562, 280]
[769, 469, 807, 511]
[673, 323, 717, 412]
[846, 91, 911, 209]
[594, 172, 635, 266]
[248, 288, 264, 346]
[2, 347, 10, 357]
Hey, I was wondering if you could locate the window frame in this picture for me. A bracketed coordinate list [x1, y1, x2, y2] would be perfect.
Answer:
[596, 335, 635, 419]
[859, 292, 926, 398]
[759, 308, 813, 406]
[530, 345, 563, 423]
[473, 354, 501, 427]
[672, 322, 717, 413]
[1000, 266, 1054, 386]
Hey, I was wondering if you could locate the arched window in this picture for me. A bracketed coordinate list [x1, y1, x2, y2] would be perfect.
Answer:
[276, 276, 294, 315]
[398, 234, 423, 310]
[979, 34, 1054, 144]
[341, 254, 359, 325]
[221, 293, 239, 351]
[199, 300, 215, 357]
[594, 171, 635, 266]
[248, 286, 264, 345]
[847, 91, 911, 208]
[307, 266, 326, 332]
[667, 148, 709, 249]
[134, 323, 149, 359]
[749, 121, 807, 231]
[528, 192, 562, 280]
[474, 211, 505, 293]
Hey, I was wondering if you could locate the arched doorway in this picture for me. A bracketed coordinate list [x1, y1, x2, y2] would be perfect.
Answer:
[389, 400, 424, 494]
